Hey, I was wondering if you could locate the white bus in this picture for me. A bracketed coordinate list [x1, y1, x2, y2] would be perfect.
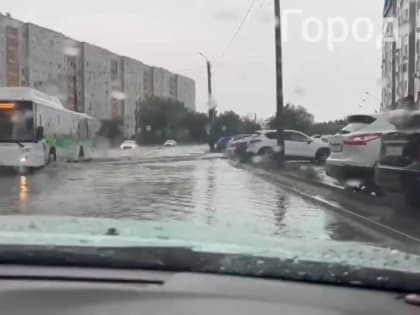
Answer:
[0, 87, 100, 169]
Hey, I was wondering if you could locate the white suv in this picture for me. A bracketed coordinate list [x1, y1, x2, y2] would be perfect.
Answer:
[326, 114, 395, 182]
[247, 129, 330, 163]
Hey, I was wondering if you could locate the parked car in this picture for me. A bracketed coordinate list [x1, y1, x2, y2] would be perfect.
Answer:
[312, 134, 332, 144]
[120, 140, 137, 150]
[326, 114, 395, 183]
[375, 111, 420, 206]
[215, 136, 232, 151]
[246, 129, 330, 163]
[163, 140, 177, 147]
[226, 134, 255, 157]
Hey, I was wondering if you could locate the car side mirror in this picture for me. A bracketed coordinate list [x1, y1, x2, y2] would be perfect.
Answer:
[307, 139, 313, 144]
[36, 126, 44, 141]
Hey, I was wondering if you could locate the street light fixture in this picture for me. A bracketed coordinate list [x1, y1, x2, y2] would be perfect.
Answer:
[199, 52, 209, 61]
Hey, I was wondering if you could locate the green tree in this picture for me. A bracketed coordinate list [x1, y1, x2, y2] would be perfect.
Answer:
[137, 98, 187, 144]
[179, 111, 208, 143]
[97, 119, 124, 146]
[137, 97, 211, 144]
[310, 120, 347, 135]
[240, 117, 262, 134]
[136, 98, 263, 144]
[267, 103, 314, 133]
[214, 111, 262, 139]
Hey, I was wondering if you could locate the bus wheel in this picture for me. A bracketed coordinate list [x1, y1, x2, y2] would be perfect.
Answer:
[79, 145, 85, 159]
[49, 147, 57, 162]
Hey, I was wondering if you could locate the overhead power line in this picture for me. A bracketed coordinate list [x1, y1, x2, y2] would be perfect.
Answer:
[220, 0, 259, 57]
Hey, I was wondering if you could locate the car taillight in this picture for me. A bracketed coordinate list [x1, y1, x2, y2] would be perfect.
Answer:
[343, 133, 383, 146]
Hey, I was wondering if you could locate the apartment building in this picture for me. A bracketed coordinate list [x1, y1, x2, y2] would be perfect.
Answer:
[382, 0, 420, 109]
[0, 12, 196, 139]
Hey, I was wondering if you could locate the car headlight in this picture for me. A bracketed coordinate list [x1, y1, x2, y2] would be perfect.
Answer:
[20, 156, 28, 163]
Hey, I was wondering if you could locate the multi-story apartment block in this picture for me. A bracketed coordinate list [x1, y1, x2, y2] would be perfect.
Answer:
[382, 0, 420, 110]
[0, 12, 196, 139]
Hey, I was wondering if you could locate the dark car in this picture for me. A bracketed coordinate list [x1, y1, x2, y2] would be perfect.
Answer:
[215, 136, 232, 151]
[226, 134, 256, 158]
[375, 112, 420, 206]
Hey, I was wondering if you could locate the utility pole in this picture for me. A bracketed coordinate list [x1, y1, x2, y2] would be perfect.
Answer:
[200, 52, 216, 151]
[274, 0, 285, 166]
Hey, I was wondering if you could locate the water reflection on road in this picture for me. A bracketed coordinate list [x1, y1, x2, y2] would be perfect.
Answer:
[0, 155, 377, 243]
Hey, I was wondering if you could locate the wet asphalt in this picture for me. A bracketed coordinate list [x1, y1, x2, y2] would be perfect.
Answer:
[0, 145, 386, 245]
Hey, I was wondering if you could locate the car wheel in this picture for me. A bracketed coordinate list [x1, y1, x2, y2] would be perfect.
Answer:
[404, 185, 420, 208]
[315, 148, 330, 165]
[258, 147, 274, 157]
[79, 145, 85, 159]
[49, 147, 57, 162]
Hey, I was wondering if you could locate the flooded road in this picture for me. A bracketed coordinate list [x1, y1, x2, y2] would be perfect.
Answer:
[0, 146, 383, 245]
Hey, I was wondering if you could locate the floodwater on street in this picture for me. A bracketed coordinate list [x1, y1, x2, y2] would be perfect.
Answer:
[0, 147, 380, 244]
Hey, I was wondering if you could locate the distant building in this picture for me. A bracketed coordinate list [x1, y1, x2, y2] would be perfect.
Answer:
[382, 0, 418, 110]
[0, 13, 196, 139]
[0, 13, 26, 88]
[82, 43, 124, 121]
[415, 0, 420, 105]
[177, 75, 196, 111]
[382, 1, 397, 110]
[122, 57, 146, 138]
[26, 23, 83, 112]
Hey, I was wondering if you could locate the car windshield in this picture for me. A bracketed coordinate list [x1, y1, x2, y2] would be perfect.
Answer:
[1, 0, 420, 294]
[0, 101, 34, 142]
[339, 123, 369, 134]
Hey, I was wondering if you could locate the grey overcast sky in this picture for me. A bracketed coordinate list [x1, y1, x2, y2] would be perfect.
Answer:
[2, 0, 383, 121]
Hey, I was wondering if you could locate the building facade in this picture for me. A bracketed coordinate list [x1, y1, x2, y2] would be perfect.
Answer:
[0, 13, 26, 88]
[382, 0, 420, 110]
[0, 12, 196, 138]
[82, 43, 124, 121]
[26, 23, 84, 112]
[122, 57, 146, 138]
[414, 0, 420, 103]
[177, 75, 196, 111]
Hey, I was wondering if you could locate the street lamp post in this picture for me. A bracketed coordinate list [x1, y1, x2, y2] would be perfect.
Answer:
[199, 52, 216, 151]
[274, 0, 285, 166]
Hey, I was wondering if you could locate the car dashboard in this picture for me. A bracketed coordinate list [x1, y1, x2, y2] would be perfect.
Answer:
[0, 265, 417, 314]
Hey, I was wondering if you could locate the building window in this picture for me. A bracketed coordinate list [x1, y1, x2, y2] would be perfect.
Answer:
[111, 60, 118, 80]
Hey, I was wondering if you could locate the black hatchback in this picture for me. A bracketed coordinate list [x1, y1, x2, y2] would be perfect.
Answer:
[375, 116, 420, 206]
